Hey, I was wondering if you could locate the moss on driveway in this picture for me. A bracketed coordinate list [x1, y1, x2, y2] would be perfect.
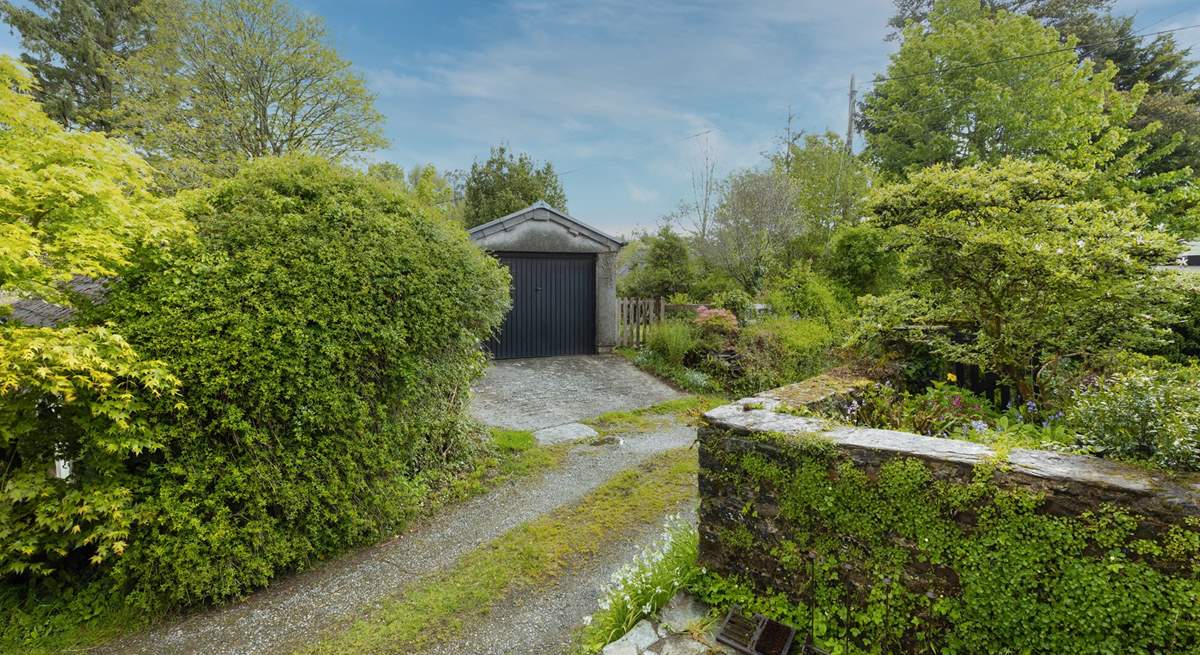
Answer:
[583, 395, 726, 435]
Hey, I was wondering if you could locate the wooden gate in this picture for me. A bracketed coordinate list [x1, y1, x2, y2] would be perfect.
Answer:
[617, 297, 665, 347]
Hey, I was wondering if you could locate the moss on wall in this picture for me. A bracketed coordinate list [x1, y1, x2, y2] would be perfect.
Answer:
[697, 427, 1200, 654]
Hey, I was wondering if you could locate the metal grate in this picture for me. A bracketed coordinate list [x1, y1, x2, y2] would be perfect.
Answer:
[716, 606, 759, 654]
[755, 618, 796, 655]
[716, 606, 798, 655]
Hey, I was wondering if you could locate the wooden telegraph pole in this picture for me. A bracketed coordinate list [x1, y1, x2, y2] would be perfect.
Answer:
[845, 74, 856, 154]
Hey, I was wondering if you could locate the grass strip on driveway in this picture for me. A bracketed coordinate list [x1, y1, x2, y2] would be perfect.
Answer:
[301, 447, 699, 655]
[424, 427, 570, 508]
[584, 395, 726, 435]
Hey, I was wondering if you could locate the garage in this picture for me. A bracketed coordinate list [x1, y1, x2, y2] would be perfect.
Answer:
[468, 201, 623, 359]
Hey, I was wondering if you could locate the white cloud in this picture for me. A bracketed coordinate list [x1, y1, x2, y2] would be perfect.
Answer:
[373, 0, 892, 140]
[364, 68, 436, 97]
[626, 179, 659, 204]
[363, 0, 897, 231]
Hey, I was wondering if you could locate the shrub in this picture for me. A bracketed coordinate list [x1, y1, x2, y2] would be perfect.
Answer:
[630, 350, 719, 394]
[96, 156, 511, 606]
[1161, 274, 1200, 361]
[617, 226, 694, 299]
[707, 289, 753, 320]
[901, 381, 998, 438]
[823, 224, 897, 296]
[842, 380, 998, 439]
[0, 55, 188, 587]
[732, 318, 834, 395]
[643, 320, 697, 367]
[693, 306, 738, 337]
[861, 158, 1180, 403]
[690, 270, 742, 302]
[1066, 365, 1200, 471]
[762, 262, 847, 325]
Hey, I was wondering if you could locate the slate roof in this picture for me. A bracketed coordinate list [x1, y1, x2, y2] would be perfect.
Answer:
[467, 200, 625, 250]
[1, 277, 106, 327]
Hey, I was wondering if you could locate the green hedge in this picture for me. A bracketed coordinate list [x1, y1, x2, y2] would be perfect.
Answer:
[92, 156, 510, 606]
[698, 431, 1200, 653]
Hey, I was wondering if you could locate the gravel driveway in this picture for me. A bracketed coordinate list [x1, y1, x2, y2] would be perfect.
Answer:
[415, 502, 699, 655]
[93, 357, 693, 655]
[470, 355, 683, 431]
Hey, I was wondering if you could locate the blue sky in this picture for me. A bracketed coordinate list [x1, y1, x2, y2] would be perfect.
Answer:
[2, 0, 1198, 236]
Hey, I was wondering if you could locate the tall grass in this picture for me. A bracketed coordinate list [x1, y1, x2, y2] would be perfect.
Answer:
[644, 320, 697, 367]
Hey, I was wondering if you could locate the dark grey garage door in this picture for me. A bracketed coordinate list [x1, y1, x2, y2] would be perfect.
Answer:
[488, 253, 596, 359]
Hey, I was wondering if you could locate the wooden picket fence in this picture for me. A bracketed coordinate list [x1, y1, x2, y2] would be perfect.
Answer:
[617, 297, 666, 347]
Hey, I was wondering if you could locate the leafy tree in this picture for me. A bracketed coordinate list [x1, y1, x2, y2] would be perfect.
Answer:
[0, 55, 187, 581]
[862, 0, 1140, 180]
[857, 158, 1180, 401]
[462, 145, 567, 227]
[0, 0, 168, 130]
[0, 55, 187, 310]
[887, 0, 1200, 179]
[762, 261, 848, 326]
[771, 131, 873, 261]
[618, 226, 694, 298]
[367, 162, 455, 216]
[1068, 13, 1200, 178]
[887, 0, 1110, 38]
[823, 224, 898, 297]
[1071, 14, 1198, 97]
[116, 0, 386, 189]
[699, 168, 797, 293]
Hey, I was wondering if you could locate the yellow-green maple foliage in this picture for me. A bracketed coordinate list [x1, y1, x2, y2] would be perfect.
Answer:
[0, 55, 188, 578]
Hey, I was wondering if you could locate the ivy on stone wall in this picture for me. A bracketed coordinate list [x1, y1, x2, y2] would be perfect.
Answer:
[695, 429, 1200, 654]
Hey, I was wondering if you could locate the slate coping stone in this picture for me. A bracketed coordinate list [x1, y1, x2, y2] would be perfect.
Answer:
[602, 619, 660, 655]
[532, 421, 599, 445]
[659, 591, 709, 634]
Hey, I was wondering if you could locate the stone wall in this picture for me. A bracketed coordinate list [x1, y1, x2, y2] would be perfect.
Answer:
[697, 387, 1200, 652]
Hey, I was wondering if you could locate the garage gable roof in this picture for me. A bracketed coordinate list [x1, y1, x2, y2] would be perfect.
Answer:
[467, 201, 624, 251]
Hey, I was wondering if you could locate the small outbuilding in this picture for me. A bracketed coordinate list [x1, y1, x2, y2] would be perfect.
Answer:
[468, 201, 623, 359]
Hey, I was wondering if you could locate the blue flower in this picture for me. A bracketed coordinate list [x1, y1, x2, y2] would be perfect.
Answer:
[970, 419, 989, 433]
